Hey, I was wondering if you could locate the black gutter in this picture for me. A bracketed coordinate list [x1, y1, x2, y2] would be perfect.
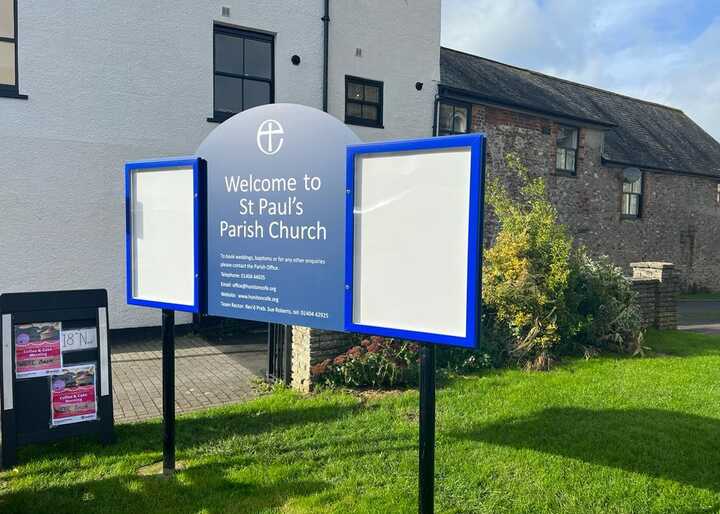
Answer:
[601, 157, 720, 180]
[439, 84, 618, 129]
[322, 0, 329, 112]
[432, 95, 440, 137]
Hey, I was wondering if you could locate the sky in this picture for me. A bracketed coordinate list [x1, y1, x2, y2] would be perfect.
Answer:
[441, 0, 720, 141]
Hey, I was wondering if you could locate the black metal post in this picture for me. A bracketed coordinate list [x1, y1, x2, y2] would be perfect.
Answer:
[266, 322, 274, 381]
[161, 309, 175, 476]
[283, 325, 292, 384]
[419, 344, 436, 514]
[322, 0, 330, 112]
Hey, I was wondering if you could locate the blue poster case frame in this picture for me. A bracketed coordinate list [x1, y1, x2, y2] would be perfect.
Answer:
[124, 157, 203, 313]
[344, 134, 486, 349]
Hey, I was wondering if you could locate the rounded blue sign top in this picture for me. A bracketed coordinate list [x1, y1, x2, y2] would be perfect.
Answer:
[197, 103, 361, 330]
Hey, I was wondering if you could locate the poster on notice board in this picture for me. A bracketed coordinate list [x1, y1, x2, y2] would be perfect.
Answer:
[14, 322, 63, 378]
[50, 364, 98, 427]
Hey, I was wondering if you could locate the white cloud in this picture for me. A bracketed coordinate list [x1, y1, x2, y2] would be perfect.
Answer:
[442, 0, 720, 141]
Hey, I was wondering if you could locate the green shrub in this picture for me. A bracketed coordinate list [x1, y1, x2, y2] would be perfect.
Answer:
[574, 250, 644, 355]
[482, 154, 581, 369]
[436, 344, 494, 373]
[482, 154, 643, 369]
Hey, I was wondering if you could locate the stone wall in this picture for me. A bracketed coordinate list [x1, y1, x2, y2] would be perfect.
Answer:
[629, 262, 678, 330]
[291, 327, 354, 392]
[471, 104, 720, 291]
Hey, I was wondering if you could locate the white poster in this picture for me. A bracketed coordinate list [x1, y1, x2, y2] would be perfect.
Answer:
[61, 327, 98, 352]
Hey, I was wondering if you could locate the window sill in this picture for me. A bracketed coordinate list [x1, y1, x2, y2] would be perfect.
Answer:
[345, 118, 384, 129]
[552, 169, 577, 178]
[207, 116, 226, 124]
[0, 91, 28, 100]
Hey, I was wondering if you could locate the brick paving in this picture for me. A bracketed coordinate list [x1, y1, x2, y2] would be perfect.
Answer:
[111, 335, 266, 423]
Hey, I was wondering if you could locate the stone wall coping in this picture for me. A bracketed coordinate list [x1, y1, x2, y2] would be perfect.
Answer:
[630, 262, 675, 269]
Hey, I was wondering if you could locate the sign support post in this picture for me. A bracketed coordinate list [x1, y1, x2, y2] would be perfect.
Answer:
[161, 309, 175, 476]
[419, 344, 436, 514]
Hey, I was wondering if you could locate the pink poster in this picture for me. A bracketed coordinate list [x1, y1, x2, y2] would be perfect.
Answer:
[14, 322, 62, 378]
[50, 365, 97, 427]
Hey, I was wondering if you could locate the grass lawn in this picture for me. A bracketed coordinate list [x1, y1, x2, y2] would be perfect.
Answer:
[2, 330, 720, 513]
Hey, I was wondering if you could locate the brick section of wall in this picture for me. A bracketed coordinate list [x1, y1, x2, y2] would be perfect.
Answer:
[629, 262, 678, 330]
[631, 279, 659, 329]
[471, 103, 720, 291]
[291, 327, 354, 392]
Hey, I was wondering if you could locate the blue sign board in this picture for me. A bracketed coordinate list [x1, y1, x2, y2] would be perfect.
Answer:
[344, 135, 486, 348]
[125, 157, 203, 313]
[197, 104, 360, 330]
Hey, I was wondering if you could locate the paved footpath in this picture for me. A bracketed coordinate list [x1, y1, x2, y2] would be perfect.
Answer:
[678, 299, 720, 335]
[111, 335, 266, 423]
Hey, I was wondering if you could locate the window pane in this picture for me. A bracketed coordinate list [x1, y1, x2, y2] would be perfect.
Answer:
[557, 126, 578, 149]
[556, 148, 566, 170]
[565, 149, 576, 171]
[364, 85, 379, 103]
[439, 103, 454, 132]
[453, 107, 468, 133]
[215, 34, 244, 75]
[629, 195, 639, 216]
[214, 75, 243, 115]
[362, 104, 378, 121]
[0, 41, 15, 86]
[347, 82, 363, 101]
[347, 101, 362, 118]
[623, 169, 642, 193]
[622, 194, 639, 216]
[0, 0, 13, 39]
[244, 38, 272, 79]
[243, 79, 271, 110]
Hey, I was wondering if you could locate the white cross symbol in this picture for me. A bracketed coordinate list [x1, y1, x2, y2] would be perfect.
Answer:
[257, 119, 284, 156]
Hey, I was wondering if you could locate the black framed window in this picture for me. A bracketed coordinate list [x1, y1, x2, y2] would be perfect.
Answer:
[556, 126, 578, 173]
[0, 0, 21, 98]
[345, 76, 383, 128]
[438, 101, 469, 136]
[622, 168, 643, 218]
[212, 24, 274, 122]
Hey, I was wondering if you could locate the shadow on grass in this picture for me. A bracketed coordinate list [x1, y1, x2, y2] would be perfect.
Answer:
[452, 407, 720, 491]
[0, 458, 328, 514]
[3, 398, 417, 513]
[14, 400, 360, 474]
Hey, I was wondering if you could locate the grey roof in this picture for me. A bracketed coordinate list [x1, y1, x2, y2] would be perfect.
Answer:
[440, 47, 720, 178]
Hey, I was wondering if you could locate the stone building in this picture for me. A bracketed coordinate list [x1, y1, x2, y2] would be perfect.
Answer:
[438, 47, 720, 291]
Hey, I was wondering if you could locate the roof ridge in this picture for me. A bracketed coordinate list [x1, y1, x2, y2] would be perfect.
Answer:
[440, 46, 685, 114]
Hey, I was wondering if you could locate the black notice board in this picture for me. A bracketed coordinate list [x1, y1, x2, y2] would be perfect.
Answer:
[0, 289, 114, 468]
